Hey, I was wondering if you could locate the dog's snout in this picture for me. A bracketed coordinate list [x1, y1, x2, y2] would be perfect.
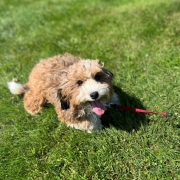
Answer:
[90, 91, 99, 100]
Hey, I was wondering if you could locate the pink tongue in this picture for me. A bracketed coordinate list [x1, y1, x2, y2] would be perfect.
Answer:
[90, 100, 105, 116]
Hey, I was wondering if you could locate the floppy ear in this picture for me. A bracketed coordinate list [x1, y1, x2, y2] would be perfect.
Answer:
[57, 89, 70, 110]
[102, 68, 114, 79]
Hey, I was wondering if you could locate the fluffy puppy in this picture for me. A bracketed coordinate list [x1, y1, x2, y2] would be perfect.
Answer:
[8, 54, 119, 132]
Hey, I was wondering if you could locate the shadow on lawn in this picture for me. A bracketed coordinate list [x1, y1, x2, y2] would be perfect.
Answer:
[101, 86, 149, 132]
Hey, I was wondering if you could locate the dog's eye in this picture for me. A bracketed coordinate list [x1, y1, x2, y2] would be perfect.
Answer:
[77, 80, 83, 86]
[94, 73, 101, 81]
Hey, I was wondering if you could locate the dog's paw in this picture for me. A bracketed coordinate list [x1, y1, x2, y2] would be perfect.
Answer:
[77, 109, 86, 118]
[109, 92, 120, 105]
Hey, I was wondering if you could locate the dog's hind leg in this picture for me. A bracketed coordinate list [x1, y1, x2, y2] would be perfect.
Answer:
[24, 89, 46, 115]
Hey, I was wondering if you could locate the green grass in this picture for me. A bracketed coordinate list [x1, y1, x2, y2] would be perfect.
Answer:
[0, 0, 180, 179]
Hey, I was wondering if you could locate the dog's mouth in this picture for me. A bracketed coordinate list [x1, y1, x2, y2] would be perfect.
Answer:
[89, 100, 105, 116]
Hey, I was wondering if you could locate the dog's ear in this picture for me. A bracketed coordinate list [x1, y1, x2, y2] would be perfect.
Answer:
[57, 89, 70, 110]
[102, 68, 114, 79]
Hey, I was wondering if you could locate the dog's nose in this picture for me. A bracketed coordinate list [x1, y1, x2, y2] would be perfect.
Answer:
[90, 91, 99, 100]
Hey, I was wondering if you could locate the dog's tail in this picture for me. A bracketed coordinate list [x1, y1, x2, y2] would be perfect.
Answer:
[7, 79, 27, 95]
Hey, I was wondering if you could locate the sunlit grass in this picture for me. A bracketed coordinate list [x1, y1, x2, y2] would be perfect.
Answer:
[0, 0, 179, 179]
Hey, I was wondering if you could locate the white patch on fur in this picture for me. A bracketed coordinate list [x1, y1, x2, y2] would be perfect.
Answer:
[77, 79, 109, 103]
[7, 81, 25, 95]
[81, 60, 92, 69]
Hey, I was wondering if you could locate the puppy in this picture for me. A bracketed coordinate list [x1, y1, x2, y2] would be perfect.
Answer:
[7, 54, 119, 132]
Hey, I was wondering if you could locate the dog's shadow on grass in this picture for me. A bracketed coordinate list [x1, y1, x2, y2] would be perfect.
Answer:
[102, 86, 149, 132]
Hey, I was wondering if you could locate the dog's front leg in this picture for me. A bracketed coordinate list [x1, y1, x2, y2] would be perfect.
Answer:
[67, 114, 103, 133]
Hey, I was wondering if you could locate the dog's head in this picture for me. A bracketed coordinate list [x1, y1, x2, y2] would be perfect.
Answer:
[58, 59, 114, 117]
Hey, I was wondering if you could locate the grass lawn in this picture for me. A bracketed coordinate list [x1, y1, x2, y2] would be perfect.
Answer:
[0, 0, 180, 179]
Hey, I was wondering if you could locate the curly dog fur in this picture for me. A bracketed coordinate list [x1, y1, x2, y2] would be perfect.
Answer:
[8, 53, 119, 132]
